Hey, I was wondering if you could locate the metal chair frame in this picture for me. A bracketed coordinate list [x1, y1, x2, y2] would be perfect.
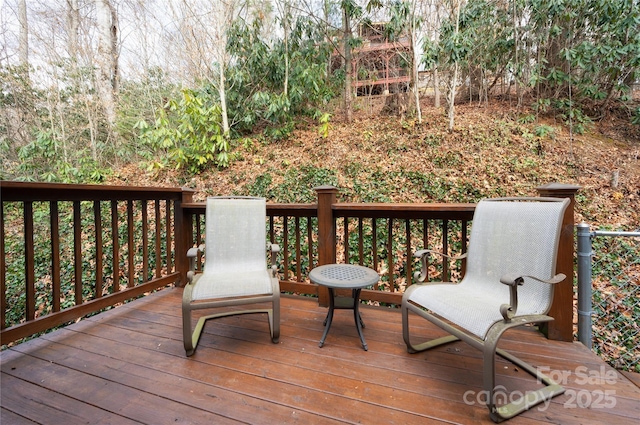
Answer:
[402, 197, 569, 422]
[182, 197, 280, 356]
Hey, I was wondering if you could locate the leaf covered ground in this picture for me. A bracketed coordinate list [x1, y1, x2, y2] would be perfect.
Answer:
[109, 98, 639, 230]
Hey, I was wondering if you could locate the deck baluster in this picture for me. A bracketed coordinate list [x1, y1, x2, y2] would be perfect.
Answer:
[344, 217, 349, 263]
[283, 216, 289, 281]
[295, 216, 301, 281]
[73, 201, 83, 304]
[24, 201, 35, 321]
[142, 201, 149, 280]
[165, 199, 172, 272]
[307, 217, 314, 271]
[154, 201, 161, 278]
[387, 218, 393, 291]
[127, 200, 135, 287]
[358, 218, 364, 265]
[442, 219, 449, 281]
[94, 201, 103, 298]
[52, 202, 62, 309]
[0, 200, 4, 329]
[405, 219, 411, 289]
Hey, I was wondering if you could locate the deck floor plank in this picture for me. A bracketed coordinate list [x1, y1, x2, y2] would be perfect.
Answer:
[2, 287, 639, 425]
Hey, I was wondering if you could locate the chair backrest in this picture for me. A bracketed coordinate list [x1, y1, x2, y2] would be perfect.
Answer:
[204, 197, 267, 275]
[463, 197, 569, 315]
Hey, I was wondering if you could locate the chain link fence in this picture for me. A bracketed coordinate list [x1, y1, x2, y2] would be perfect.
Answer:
[577, 225, 640, 372]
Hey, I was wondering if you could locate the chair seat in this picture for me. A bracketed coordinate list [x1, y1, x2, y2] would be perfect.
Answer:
[191, 270, 274, 301]
[408, 282, 511, 339]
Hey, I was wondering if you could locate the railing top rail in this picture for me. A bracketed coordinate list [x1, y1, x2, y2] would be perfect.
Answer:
[592, 230, 640, 238]
[182, 202, 318, 217]
[0, 181, 187, 202]
[181, 201, 476, 220]
[334, 202, 476, 219]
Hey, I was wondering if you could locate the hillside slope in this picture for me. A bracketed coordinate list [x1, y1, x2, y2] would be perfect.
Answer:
[110, 100, 639, 229]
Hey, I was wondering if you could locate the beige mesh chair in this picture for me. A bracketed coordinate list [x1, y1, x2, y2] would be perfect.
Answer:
[182, 197, 280, 356]
[402, 197, 569, 422]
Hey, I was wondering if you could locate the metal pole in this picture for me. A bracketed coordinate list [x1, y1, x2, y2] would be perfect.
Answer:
[576, 222, 593, 349]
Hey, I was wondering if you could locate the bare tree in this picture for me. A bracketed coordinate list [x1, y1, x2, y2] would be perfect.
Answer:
[275, 0, 292, 97]
[212, 0, 235, 135]
[66, 0, 80, 59]
[342, 4, 354, 123]
[431, 0, 442, 108]
[447, 0, 461, 131]
[164, 0, 247, 136]
[18, 0, 28, 67]
[407, 0, 425, 123]
[95, 0, 119, 140]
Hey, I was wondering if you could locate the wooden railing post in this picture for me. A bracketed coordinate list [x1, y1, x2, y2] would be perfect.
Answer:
[315, 185, 338, 307]
[174, 188, 195, 287]
[537, 182, 581, 342]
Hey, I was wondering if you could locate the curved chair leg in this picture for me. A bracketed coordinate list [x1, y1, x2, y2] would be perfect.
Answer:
[183, 310, 196, 357]
[182, 283, 197, 356]
[483, 324, 565, 423]
[270, 295, 280, 344]
[183, 279, 281, 355]
[402, 301, 459, 353]
[185, 309, 276, 356]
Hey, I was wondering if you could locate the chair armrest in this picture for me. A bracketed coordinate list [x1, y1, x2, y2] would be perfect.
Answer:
[186, 244, 205, 272]
[499, 273, 566, 321]
[267, 243, 280, 254]
[267, 243, 280, 277]
[413, 249, 467, 260]
[413, 249, 468, 282]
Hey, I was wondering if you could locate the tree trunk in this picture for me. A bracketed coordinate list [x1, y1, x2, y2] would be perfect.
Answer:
[448, 62, 458, 131]
[67, 0, 80, 60]
[434, 67, 440, 107]
[448, 0, 461, 131]
[281, 0, 290, 98]
[219, 61, 230, 136]
[18, 0, 28, 68]
[433, 1, 442, 108]
[95, 0, 118, 143]
[513, 0, 523, 107]
[410, 1, 422, 123]
[342, 6, 353, 123]
[324, 0, 331, 81]
[214, 0, 232, 136]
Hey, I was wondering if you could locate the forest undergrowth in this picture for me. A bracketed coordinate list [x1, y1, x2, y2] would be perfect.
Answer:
[109, 98, 639, 230]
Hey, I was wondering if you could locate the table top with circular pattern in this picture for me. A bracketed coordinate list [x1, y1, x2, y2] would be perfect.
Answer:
[309, 264, 379, 289]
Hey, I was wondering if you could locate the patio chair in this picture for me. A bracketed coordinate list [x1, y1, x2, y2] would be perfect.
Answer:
[182, 196, 280, 356]
[402, 197, 569, 422]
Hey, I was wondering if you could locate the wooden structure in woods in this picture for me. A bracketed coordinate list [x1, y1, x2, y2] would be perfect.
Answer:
[353, 22, 412, 96]
[331, 22, 412, 97]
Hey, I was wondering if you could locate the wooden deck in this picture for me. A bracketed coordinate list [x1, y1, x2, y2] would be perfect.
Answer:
[2, 288, 639, 424]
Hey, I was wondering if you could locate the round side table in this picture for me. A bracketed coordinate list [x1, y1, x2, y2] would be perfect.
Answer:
[309, 264, 379, 351]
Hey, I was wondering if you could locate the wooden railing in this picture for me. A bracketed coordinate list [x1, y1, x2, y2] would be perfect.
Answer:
[179, 183, 580, 343]
[0, 182, 192, 345]
[181, 189, 475, 305]
[1, 181, 579, 346]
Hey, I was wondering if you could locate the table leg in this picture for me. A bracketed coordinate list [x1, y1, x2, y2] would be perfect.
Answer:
[319, 287, 335, 348]
[353, 288, 368, 351]
[352, 289, 365, 328]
